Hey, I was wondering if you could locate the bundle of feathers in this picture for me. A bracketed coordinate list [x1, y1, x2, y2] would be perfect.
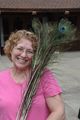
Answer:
[16, 18, 77, 120]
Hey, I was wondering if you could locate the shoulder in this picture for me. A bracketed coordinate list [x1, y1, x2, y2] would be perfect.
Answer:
[41, 67, 56, 81]
[40, 67, 62, 97]
[0, 68, 11, 89]
[0, 68, 10, 78]
[0, 68, 9, 74]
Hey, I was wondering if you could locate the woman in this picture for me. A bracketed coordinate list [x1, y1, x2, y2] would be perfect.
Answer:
[0, 30, 65, 120]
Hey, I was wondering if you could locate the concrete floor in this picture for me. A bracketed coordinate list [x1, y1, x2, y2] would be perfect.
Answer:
[49, 52, 80, 120]
[0, 52, 80, 120]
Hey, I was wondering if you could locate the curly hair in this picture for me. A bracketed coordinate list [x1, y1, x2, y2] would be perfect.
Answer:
[4, 30, 38, 60]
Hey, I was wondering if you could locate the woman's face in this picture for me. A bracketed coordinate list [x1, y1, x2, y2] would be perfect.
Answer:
[11, 38, 34, 70]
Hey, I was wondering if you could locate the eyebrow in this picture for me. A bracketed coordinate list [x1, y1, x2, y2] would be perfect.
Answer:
[16, 46, 33, 51]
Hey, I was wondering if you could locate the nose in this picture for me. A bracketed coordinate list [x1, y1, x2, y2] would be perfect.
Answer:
[21, 51, 27, 58]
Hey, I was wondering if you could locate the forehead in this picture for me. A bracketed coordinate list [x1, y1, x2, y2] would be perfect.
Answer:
[16, 38, 33, 49]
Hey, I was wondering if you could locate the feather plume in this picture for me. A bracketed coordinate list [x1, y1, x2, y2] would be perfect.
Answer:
[16, 18, 77, 120]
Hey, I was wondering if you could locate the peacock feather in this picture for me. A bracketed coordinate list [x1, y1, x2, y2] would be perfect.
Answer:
[16, 18, 77, 120]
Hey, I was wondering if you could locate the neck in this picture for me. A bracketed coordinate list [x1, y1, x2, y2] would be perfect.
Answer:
[12, 67, 28, 74]
[11, 67, 31, 83]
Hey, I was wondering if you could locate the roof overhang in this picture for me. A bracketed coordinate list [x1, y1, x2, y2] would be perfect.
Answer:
[0, 0, 80, 13]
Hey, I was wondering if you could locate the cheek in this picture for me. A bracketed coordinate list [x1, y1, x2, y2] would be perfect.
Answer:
[10, 50, 18, 61]
[28, 53, 33, 59]
[27, 55, 33, 62]
[28, 57, 33, 61]
[11, 49, 20, 57]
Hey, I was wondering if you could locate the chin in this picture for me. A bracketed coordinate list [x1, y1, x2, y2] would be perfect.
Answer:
[16, 66, 27, 71]
[16, 64, 30, 70]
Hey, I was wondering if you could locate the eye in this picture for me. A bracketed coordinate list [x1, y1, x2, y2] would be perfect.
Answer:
[27, 50, 34, 54]
[16, 47, 23, 51]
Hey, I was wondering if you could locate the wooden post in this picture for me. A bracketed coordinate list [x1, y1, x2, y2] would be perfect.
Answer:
[0, 13, 4, 55]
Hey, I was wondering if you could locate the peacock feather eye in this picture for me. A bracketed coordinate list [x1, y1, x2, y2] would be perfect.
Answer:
[58, 18, 72, 35]
[58, 25, 67, 33]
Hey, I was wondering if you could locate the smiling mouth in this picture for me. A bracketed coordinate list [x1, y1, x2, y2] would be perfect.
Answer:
[17, 57, 28, 64]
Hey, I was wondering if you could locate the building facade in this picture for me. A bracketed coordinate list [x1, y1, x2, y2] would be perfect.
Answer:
[0, 0, 80, 54]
